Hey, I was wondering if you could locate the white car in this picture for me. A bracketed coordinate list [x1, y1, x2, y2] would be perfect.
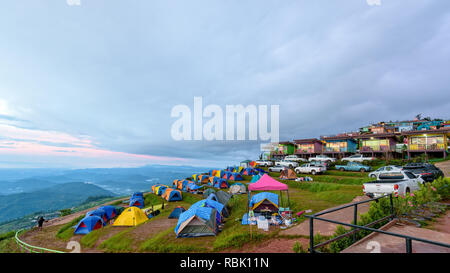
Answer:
[368, 165, 402, 179]
[308, 155, 336, 163]
[283, 155, 307, 162]
[268, 166, 287, 172]
[275, 160, 299, 168]
[341, 154, 374, 162]
[295, 163, 326, 175]
[363, 171, 424, 198]
[255, 160, 274, 167]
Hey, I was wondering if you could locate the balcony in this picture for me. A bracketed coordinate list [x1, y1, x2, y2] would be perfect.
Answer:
[409, 143, 445, 151]
[360, 145, 393, 152]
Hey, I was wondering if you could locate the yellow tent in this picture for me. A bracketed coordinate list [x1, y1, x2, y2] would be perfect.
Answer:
[214, 170, 222, 178]
[112, 206, 148, 227]
[192, 174, 198, 181]
[238, 166, 244, 173]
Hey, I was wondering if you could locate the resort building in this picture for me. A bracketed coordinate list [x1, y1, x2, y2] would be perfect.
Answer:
[270, 141, 296, 160]
[321, 136, 357, 158]
[402, 128, 450, 159]
[293, 138, 324, 158]
[354, 133, 399, 159]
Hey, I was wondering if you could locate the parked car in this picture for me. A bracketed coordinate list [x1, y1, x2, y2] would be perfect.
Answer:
[308, 155, 336, 163]
[283, 155, 307, 162]
[275, 160, 299, 168]
[335, 162, 372, 172]
[268, 166, 287, 172]
[309, 161, 328, 169]
[368, 165, 402, 179]
[255, 160, 274, 167]
[402, 163, 444, 183]
[295, 163, 326, 175]
[363, 170, 424, 198]
[341, 154, 374, 162]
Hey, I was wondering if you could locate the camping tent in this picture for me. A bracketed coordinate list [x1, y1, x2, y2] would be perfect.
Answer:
[86, 208, 108, 223]
[242, 168, 256, 176]
[203, 188, 216, 198]
[191, 199, 225, 224]
[187, 181, 201, 192]
[74, 216, 105, 235]
[280, 169, 297, 180]
[168, 206, 186, 219]
[132, 192, 144, 198]
[174, 207, 218, 238]
[98, 205, 117, 220]
[198, 175, 210, 184]
[249, 192, 279, 213]
[129, 196, 145, 209]
[206, 193, 230, 217]
[213, 178, 229, 189]
[229, 172, 243, 181]
[229, 183, 247, 194]
[214, 191, 232, 207]
[250, 174, 262, 184]
[163, 188, 182, 202]
[113, 206, 148, 226]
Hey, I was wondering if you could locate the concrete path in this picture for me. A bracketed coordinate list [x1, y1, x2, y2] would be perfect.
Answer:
[343, 211, 450, 253]
[435, 160, 450, 177]
[282, 196, 371, 237]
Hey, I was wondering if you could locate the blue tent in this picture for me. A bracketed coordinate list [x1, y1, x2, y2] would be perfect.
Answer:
[249, 192, 279, 213]
[254, 168, 268, 174]
[174, 207, 218, 238]
[190, 199, 225, 224]
[132, 192, 144, 198]
[168, 207, 186, 219]
[207, 193, 219, 202]
[165, 189, 182, 202]
[86, 208, 108, 223]
[98, 205, 117, 220]
[213, 178, 229, 189]
[74, 216, 105, 235]
[250, 174, 262, 184]
[129, 196, 145, 208]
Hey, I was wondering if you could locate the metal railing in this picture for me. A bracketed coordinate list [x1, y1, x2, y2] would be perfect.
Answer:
[15, 229, 65, 253]
[305, 194, 450, 253]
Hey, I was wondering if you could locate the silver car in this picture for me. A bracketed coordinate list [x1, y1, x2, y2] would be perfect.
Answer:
[368, 165, 402, 179]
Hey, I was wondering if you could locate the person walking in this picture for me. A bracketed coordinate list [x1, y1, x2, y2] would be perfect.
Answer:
[37, 216, 48, 231]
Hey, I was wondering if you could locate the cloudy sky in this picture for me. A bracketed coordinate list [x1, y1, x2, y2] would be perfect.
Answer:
[0, 0, 449, 168]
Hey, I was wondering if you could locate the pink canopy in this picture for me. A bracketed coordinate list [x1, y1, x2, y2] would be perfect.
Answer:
[248, 174, 288, 191]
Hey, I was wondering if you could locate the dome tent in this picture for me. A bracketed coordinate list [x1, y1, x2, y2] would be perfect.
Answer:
[74, 216, 105, 235]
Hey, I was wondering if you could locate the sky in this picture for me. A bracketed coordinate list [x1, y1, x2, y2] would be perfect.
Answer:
[0, 0, 449, 168]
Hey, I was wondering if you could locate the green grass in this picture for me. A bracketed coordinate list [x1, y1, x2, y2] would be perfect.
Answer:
[98, 228, 135, 252]
[80, 226, 114, 248]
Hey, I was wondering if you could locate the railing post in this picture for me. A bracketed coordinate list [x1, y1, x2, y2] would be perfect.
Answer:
[309, 217, 314, 253]
[406, 238, 412, 253]
[389, 194, 395, 220]
[353, 204, 358, 243]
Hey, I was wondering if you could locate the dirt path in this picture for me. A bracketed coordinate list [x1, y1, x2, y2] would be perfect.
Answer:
[44, 194, 148, 228]
[435, 160, 450, 177]
[281, 195, 371, 237]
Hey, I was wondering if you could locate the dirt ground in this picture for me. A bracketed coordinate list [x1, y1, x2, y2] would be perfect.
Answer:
[435, 160, 450, 177]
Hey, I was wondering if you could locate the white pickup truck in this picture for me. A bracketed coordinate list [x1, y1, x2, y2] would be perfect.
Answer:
[255, 160, 274, 167]
[275, 160, 299, 168]
[284, 155, 307, 162]
[363, 171, 424, 198]
[295, 163, 326, 175]
[341, 154, 374, 162]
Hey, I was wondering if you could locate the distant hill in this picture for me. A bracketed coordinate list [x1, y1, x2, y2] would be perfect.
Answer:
[0, 178, 57, 195]
[0, 182, 115, 223]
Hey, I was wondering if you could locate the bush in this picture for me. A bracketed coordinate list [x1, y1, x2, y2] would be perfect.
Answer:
[293, 241, 307, 253]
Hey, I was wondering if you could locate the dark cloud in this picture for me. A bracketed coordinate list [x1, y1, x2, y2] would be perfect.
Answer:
[0, 0, 449, 167]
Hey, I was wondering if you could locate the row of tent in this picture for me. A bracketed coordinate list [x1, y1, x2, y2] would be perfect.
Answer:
[174, 191, 232, 238]
[151, 184, 183, 202]
[74, 205, 119, 234]
[191, 175, 230, 189]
